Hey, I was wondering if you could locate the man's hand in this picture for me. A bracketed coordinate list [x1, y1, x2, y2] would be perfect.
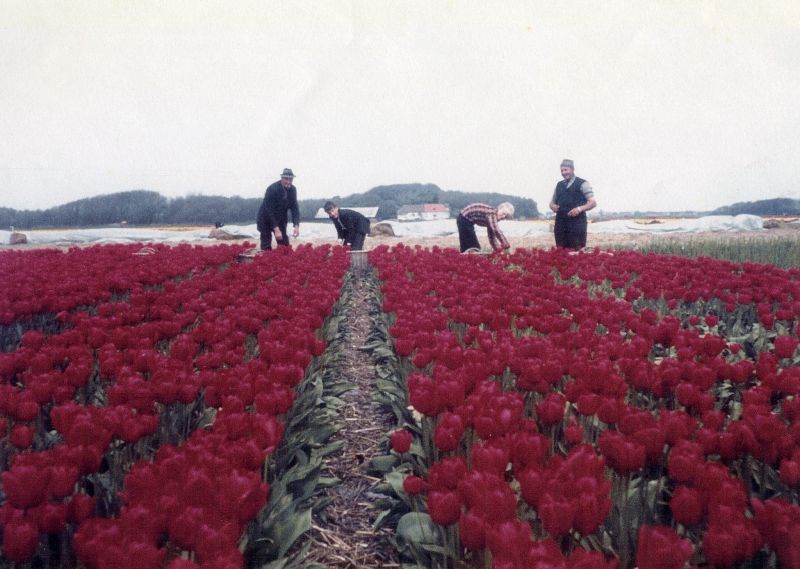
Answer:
[292, 225, 300, 238]
[273, 227, 283, 241]
[568, 206, 583, 217]
[550, 203, 560, 213]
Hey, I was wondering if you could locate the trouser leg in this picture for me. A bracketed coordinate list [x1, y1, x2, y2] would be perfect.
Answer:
[276, 222, 290, 247]
[572, 221, 587, 249]
[554, 218, 568, 248]
[350, 232, 366, 251]
[259, 230, 273, 250]
[556, 218, 587, 250]
[457, 214, 480, 252]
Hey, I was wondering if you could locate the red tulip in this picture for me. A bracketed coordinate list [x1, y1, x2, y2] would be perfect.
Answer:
[13, 397, 40, 421]
[459, 510, 486, 550]
[390, 429, 413, 453]
[34, 502, 68, 534]
[779, 459, 800, 487]
[403, 475, 428, 496]
[538, 494, 576, 538]
[635, 525, 693, 569]
[427, 490, 461, 526]
[470, 441, 510, 476]
[67, 493, 96, 523]
[565, 423, 584, 445]
[9, 424, 35, 449]
[2, 466, 50, 508]
[485, 519, 534, 565]
[1, 518, 40, 562]
[536, 392, 566, 427]
[669, 485, 704, 526]
[775, 335, 799, 359]
[702, 525, 741, 567]
[427, 457, 467, 491]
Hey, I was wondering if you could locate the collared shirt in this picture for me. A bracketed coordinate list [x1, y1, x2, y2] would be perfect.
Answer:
[459, 203, 510, 250]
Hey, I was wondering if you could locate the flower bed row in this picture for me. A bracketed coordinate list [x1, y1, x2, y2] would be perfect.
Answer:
[1, 244, 349, 567]
[0, 243, 250, 350]
[371, 245, 800, 569]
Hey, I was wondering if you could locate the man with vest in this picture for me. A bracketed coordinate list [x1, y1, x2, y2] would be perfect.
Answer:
[323, 201, 371, 251]
[257, 168, 300, 250]
[549, 159, 596, 250]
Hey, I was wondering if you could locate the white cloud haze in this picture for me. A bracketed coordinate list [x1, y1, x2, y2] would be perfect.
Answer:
[1, 0, 798, 213]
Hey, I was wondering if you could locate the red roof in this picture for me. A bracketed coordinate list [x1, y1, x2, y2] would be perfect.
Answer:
[422, 204, 449, 212]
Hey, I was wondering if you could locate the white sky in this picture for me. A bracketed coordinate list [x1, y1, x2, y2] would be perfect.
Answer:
[2, 0, 799, 213]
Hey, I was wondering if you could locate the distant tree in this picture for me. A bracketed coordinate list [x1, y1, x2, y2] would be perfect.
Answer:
[2, 182, 542, 228]
[712, 198, 800, 216]
[325, 183, 540, 219]
[299, 199, 328, 220]
[377, 201, 398, 220]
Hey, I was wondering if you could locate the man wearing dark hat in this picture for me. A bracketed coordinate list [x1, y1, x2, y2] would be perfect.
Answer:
[257, 168, 300, 250]
[323, 201, 370, 251]
[549, 159, 596, 250]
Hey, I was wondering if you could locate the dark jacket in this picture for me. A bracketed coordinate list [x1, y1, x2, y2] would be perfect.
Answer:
[331, 209, 370, 245]
[257, 181, 300, 231]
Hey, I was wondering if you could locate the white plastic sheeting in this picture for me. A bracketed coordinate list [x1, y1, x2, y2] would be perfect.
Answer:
[369, 215, 765, 238]
[0, 215, 765, 246]
[589, 215, 764, 234]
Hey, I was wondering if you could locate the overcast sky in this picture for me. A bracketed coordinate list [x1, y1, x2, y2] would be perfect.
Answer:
[2, 1, 798, 213]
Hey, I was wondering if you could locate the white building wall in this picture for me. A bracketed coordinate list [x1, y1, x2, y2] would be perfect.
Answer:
[420, 211, 450, 221]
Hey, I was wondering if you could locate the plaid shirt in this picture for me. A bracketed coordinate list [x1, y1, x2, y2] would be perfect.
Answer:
[460, 203, 510, 251]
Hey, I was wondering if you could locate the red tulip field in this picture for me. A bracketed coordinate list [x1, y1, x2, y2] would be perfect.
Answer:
[1, 243, 349, 568]
[2, 242, 800, 568]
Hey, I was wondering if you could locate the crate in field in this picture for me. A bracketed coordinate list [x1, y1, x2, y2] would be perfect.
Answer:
[348, 250, 369, 271]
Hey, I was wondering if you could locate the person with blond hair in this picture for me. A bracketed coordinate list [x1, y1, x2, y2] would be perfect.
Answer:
[457, 202, 514, 253]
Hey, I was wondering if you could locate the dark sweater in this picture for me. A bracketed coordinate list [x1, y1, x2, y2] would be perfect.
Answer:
[257, 181, 300, 231]
[331, 209, 370, 244]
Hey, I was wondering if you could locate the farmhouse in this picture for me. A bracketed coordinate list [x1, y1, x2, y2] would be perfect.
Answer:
[396, 203, 450, 221]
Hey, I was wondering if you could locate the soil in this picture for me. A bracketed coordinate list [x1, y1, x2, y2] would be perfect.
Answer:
[303, 276, 400, 568]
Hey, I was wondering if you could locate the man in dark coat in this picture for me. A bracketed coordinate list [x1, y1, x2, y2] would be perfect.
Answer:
[549, 159, 597, 250]
[323, 201, 370, 251]
[257, 168, 301, 250]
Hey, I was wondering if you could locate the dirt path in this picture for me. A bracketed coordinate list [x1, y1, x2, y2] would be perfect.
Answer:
[303, 272, 400, 568]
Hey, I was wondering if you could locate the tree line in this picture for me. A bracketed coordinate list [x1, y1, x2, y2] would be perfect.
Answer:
[1, 184, 540, 229]
[711, 198, 800, 217]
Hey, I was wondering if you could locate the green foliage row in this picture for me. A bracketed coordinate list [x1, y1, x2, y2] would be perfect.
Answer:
[1, 184, 539, 229]
[617, 236, 800, 268]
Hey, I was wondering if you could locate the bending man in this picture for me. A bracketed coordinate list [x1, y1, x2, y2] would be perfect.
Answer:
[457, 202, 513, 253]
[323, 201, 370, 251]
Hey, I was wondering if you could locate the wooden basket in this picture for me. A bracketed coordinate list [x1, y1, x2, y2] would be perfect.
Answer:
[348, 250, 369, 270]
